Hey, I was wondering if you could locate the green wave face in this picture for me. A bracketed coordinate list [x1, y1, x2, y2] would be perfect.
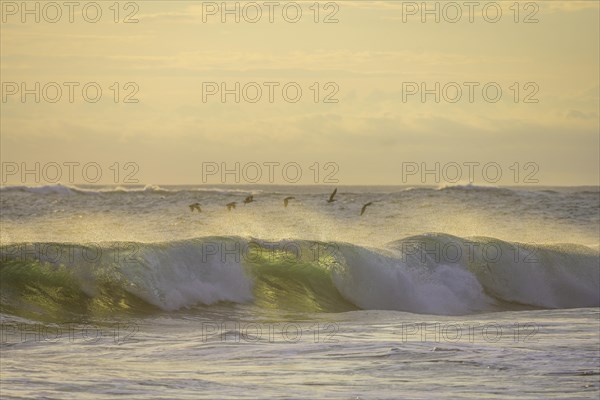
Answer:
[0, 240, 356, 322]
[246, 247, 357, 313]
[0, 259, 155, 323]
[1, 236, 599, 322]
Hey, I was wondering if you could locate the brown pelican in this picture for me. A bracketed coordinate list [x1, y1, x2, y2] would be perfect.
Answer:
[283, 197, 295, 207]
[189, 203, 201, 212]
[327, 188, 338, 203]
[226, 202, 236, 211]
[360, 202, 373, 216]
[243, 195, 254, 205]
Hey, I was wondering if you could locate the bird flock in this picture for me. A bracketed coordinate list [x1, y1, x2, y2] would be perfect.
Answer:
[188, 188, 374, 216]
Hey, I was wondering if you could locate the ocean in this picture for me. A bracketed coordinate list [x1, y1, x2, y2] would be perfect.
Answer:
[1, 184, 599, 399]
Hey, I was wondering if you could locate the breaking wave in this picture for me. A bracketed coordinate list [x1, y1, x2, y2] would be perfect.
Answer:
[0, 183, 262, 196]
[1, 234, 598, 321]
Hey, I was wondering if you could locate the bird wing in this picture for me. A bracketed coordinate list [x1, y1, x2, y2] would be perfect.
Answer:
[361, 203, 372, 215]
[329, 188, 337, 201]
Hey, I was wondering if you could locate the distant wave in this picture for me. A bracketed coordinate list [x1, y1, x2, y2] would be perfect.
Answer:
[1, 234, 598, 320]
[0, 183, 85, 195]
[437, 183, 510, 193]
[438, 184, 600, 197]
[0, 183, 169, 195]
[0, 184, 261, 196]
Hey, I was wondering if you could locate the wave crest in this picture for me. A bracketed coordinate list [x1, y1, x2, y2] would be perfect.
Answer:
[1, 234, 598, 320]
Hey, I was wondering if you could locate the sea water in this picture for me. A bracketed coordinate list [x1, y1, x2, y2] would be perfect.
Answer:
[1, 184, 599, 399]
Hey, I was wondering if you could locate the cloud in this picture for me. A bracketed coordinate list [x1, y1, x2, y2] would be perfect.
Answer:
[566, 110, 599, 120]
[543, 1, 600, 12]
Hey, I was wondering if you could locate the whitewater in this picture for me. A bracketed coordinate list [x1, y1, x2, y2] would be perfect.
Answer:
[1, 184, 599, 398]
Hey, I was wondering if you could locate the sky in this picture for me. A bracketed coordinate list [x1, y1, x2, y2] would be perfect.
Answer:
[1, 0, 599, 186]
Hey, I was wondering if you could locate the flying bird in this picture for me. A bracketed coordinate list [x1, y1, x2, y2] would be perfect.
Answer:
[189, 203, 201, 212]
[360, 202, 373, 216]
[283, 197, 295, 207]
[243, 195, 254, 205]
[327, 188, 338, 203]
[226, 202, 236, 211]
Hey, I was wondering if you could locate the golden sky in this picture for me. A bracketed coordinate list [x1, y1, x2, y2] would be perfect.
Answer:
[1, 1, 598, 185]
